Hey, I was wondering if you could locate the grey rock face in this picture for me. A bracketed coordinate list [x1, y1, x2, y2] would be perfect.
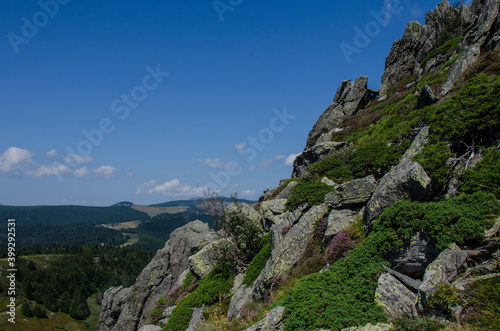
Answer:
[419, 243, 468, 297]
[188, 238, 230, 279]
[441, 45, 480, 95]
[275, 180, 298, 200]
[418, 85, 439, 108]
[386, 231, 437, 279]
[260, 199, 288, 229]
[97, 221, 215, 331]
[243, 306, 286, 331]
[252, 204, 329, 300]
[305, 76, 372, 150]
[227, 284, 253, 321]
[400, 126, 429, 163]
[271, 206, 306, 252]
[226, 202, 263, 229]
[323, 209, 358, 246]
[324, 175, 377, 209]
[292, 141, 348, 178]
[342, 323, 393, 331]
[364, 161, 431, 234]
[375, 273, 418, 319]
[138, 326, 162, 331]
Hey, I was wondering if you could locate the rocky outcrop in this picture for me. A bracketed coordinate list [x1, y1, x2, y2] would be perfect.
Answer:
[292, 141, 348, 178]
[342, 323, 393, 331]
[275, 180, 298, 200]
[226, 202, 263, 228]
[386, 231, 437, 279]
[252, 204, 329, 300]
[259, 199, 288, 229]
[324, 175, 377, 208]
[97, 221, 215, 331]
[306, 76, 372, 149]
[375, 273, 418, 319]
[271, 205, 307, 252]
[419, 243, 468, 297]
[188, 237, 230, 279]
[323, 209, 358, 246]
[243, 306, 285, 331]
[363, 161, 431, 234]
[138, 325, 162, 331]
[441, 44, 481, 94]
[400, 126, 429, 162]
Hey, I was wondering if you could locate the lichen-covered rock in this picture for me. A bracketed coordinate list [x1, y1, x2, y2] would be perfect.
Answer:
[271, 206, 306, 252]
[485, 217, 500, 239]
[226, 202, 263, 228]
[252, 204, 329, 300]
[323, 209, 358, 246]
[342, 323, 393, 331]
[400, 126, 429, 163]
[321, 177, 338, 187]
[452, 259, 499, 291]
[260, 199, 288, 229]
[364, 161, 431, 234]
[243, 306, 286, 331]
[441, 45, 480, 95]
[97, 221, 215, 331]
[292, 141, 348, 178]
[386, 231, 437, 279]
[375, 273, 418, 319]
[138, 325, 162, 331]
[227, 284, 253, 321]
[275, 180, 298, 200]
[418, 85, 439, 108]
[324, 175, 377, 208]
[98, 286, 130, 331]
[188, 238, 231, 279]
[186, 306, 204, 331]
[419, 243, 468, 297]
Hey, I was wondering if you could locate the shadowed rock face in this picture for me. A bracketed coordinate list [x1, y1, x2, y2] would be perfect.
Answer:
[97, 221, 215, 331]
[375, 273, 418, 319]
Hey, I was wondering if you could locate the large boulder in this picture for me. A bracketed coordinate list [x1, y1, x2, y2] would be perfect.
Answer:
[419, 243, 468, 297]
[227, 284, 254, 321]
[243, 306, 286, 331]
[386, 231, 437, 279]
[97, 221, 215, 331]
[260, 199, 288, 229]
[418, 85, 439, 108]
[275, 180, 298, 200]
[271, 205, 307, 252]
[363, 161, 431, 234]
[226, 202, 263, 228]
[342, 323, 393, 331]
[375, 273, 418, 319]
[324, 175, 377, 208]
[323, 209, 358, 246]
[188, 238, 231, 279]
[400, 126, 429, 163]
[252, 204, 329, 300]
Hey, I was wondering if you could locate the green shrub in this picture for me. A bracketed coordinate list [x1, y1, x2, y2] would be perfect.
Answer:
[463, 275, 500, 329]
[243, 232, 272, 286]
[164, 262, 234, 331]
[182, 271, 196, 289]
[281, 192, 499, 330]
[413, 141, 453, 187]
[391, 316, 446, 331]
[426, 74, 500, 145]
[286, 180, 334, 210]
[461, 147, 500, 199]
[423, 35, 462, 64]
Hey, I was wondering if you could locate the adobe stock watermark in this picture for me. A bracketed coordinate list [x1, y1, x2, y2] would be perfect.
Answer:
[51, 64, 169, 181]
[205, 106, 296, 190]
[7, 0, 71, 54]
[340, 0, 403, 64]
[213, 0, 243, 21]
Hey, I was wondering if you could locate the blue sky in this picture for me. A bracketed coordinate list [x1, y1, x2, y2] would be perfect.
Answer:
[0, 0, 458, 206]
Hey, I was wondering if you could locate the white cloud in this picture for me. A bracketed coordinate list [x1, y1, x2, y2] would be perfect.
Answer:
[94, 165, 118, 177]
[235, 143, 247, 151]
[284, 153, 301, 166]
[136, 178, 205, 198]
[240, 190, 256, 197]
[126, 172, 134, 178]
[46, 149, 57, 157]
[64, 154, 94, 164]
[26, 163, 71, 177]
[257, 159, 274, 168]
[197, 158, 237, 170]
[73, 166, 90, 177]
[0, 147, 35, 174]
[275, 155, 287, 160]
